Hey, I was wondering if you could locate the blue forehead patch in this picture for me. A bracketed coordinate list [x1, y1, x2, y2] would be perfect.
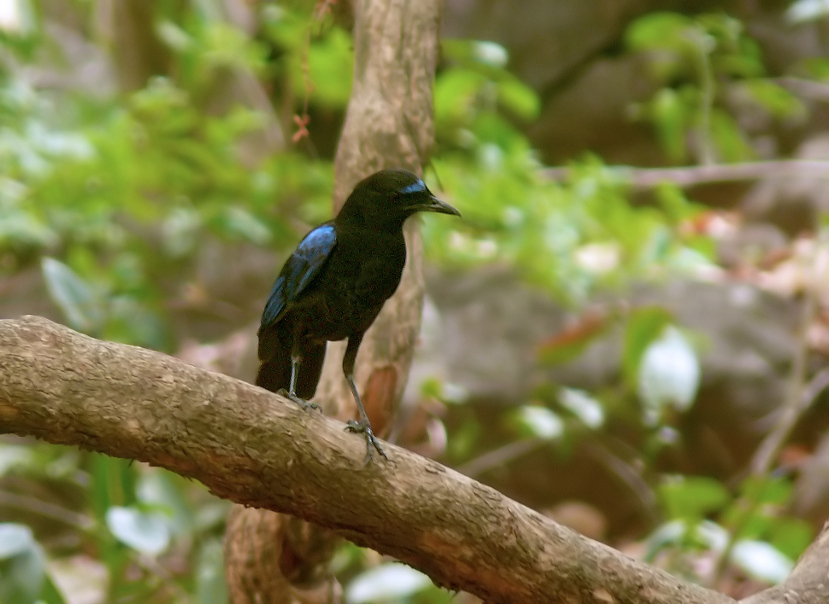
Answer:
[399, 179, 426, 194]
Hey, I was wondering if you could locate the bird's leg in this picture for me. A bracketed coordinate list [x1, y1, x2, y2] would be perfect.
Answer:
[342, 334, 388, 463]
[277, 353, 320, 411]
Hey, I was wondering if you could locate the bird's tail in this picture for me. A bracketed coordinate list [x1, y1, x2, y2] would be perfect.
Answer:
[256, 325, 326, 400]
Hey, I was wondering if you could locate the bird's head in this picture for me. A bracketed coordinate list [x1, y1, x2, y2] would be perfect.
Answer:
[338, 169, 460, 228]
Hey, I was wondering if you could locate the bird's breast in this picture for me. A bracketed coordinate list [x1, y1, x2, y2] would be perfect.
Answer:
[297, 233, 407, 341]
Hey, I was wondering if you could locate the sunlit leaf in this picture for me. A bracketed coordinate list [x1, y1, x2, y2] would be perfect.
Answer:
[345, 563, 432, 603]
[0, 445, 34, 477]
[0, 524, 34, 559]
[514, 406, 564, 440]
[0, 524, 46, 604]
[638, 325, 700, 424]
[645, 519, 728, 560]
[731, 540, 793, 583]
[442, 39, 509, 68]
[105, 507, 171, 556]
[558, 388, 604, 428]
[786, 0, 829, 23]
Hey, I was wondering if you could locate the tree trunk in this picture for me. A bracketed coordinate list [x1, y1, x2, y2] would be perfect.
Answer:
[221, 0, 442, 601]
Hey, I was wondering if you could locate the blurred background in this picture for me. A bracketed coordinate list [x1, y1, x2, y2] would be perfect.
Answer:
[2, 0, 829, 602]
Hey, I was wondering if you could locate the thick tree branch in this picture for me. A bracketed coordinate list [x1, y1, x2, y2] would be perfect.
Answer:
[2, 316, 828, 603]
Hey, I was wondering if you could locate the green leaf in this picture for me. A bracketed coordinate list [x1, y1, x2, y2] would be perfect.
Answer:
[434, 68, 487, 128]
[651, 88, 692, 162]
[742, 80, 805, 119]
[89, 454, 137, 521]
[39, 572, 68, 604]
[710, 109, 755, 162]
[497, 76, 540, 121]
[768, 518, 814, 559]
[105, 506, 171, 556]
[626, 12, 694, 52]
[740, 475, 793, 506]
[659, 476, 730, 521]
[41, 257, 105, 333]
[622, 307, 673, 388]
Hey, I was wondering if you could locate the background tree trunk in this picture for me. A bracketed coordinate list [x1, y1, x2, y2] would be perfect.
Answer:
[222, 1, 442, 601]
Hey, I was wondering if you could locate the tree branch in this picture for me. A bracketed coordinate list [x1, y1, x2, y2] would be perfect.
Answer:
[543, 160, 829, 189]
[1, 316, 826, 603]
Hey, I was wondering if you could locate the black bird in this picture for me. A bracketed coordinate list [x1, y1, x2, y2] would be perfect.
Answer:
[256, 169, 460, 461]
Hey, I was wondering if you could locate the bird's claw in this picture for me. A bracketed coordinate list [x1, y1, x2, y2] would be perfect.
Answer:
[346, 419, 389, 464]
[277, 388, 321, 412]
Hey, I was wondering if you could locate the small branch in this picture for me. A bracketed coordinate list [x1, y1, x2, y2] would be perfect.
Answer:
[0, 489, 93, 531]
[543, 160, 829, 189]
[455, 438, 544, 477]
[0, 316, 736, 604]
[774, 77, 829, 103]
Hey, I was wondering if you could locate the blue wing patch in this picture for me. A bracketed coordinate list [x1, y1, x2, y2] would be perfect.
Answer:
[260, 223, 337, 328]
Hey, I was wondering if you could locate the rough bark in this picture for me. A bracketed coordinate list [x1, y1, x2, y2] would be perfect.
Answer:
[102, 0, 172, 92]
[3, 316, 829, 603]
[223, 0, 442, 601]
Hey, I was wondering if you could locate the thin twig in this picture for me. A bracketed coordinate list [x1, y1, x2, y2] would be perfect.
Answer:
[0, 489, 93, 531]
[455, 438, 545, 477]
[774, 77, 829, 103]
[543, 160, 829, 189]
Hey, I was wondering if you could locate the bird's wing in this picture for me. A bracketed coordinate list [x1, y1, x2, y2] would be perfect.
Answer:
[260, 223, 337, 328]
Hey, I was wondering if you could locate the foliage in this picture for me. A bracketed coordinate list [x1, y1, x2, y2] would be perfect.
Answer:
[625, 12, 805, 163]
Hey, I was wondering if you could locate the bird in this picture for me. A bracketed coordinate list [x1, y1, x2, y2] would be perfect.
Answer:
[256, 169, 461, 462]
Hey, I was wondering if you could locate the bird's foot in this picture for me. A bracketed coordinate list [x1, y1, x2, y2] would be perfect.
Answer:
[346, 420, 389, 464]
[277, 388, 321, 412]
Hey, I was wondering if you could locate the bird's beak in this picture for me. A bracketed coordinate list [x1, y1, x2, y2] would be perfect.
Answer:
[412, 194, 461, 217]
